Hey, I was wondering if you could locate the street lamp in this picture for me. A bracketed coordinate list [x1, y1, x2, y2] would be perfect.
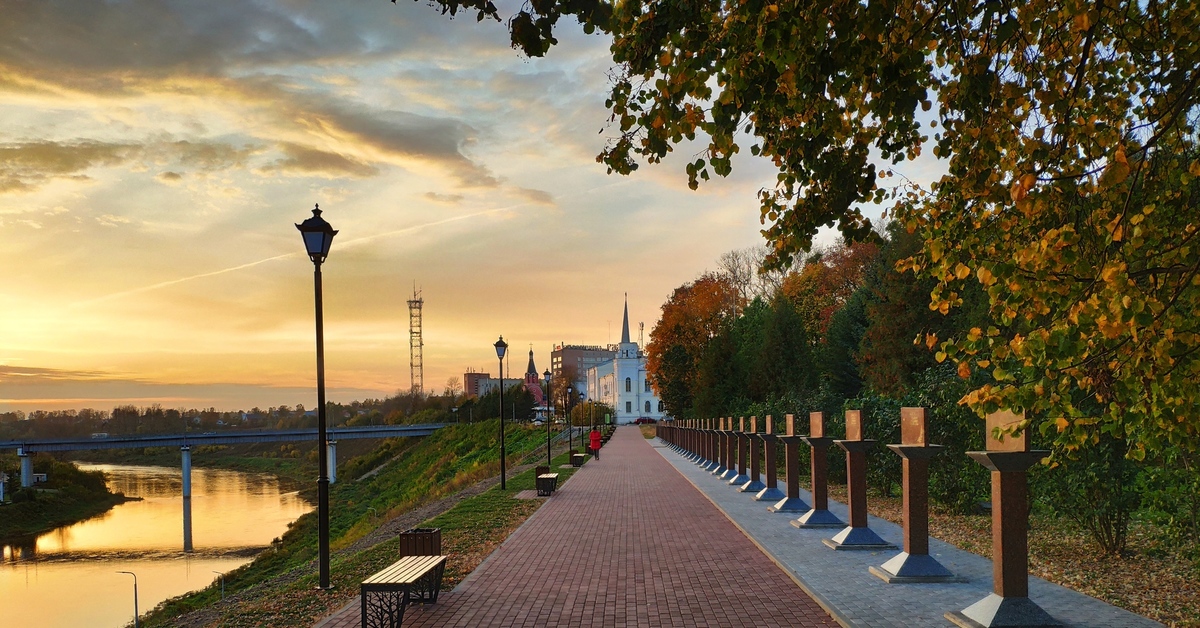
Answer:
[495, 336, 508, 489]
[566, 385, 574, 450]
[544, 368, 552, 466]
[451, 406, 458, 423]
[296, 203, 337, 590]
[117, 571, 139, 628]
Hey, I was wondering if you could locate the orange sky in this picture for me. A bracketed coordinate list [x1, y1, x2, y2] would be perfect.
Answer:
[0, 1, 935, 413]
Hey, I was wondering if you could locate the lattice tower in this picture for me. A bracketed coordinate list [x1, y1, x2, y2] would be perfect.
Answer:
[408, 286, 424, 396]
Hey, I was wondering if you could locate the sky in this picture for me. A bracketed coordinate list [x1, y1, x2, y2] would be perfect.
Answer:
[0, 0, 940, 414]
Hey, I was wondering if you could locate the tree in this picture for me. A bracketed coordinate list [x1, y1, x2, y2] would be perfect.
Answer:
[645, 272, 739, 419]
[780, 240, 879, 337]
[411, 0, 1200, 456]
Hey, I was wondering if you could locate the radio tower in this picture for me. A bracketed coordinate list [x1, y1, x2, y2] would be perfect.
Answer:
[408, 285, 424, 397]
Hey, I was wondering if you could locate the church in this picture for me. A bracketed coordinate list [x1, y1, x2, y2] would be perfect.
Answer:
[585, 298, 666, 424]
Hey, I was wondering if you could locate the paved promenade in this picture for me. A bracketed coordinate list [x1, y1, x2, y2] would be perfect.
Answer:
[318, 426, 838, 628]
[657, 436, 1162, 628]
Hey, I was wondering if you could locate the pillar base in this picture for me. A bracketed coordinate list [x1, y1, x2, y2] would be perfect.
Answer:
[726, 473, 749, 486]
[738, 480, 765, 493]
[791, 508, 844, 528]
[946, 594, 1062, 628]
[702, 460, 720, 471]
[822, 525, 897, 550]
[711, 464, 728, 476]
[869, 552, 963, 583]
[768, 496, 809, 512]
[753, 486, 785, 502]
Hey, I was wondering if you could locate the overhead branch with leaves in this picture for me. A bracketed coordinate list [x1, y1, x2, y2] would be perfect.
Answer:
[404, 0, 1200, 456]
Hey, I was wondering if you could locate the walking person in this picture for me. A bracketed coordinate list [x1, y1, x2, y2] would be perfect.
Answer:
[589, 425, 602, 460]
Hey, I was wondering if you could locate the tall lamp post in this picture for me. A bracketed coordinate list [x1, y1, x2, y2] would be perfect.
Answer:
[495, 336, 508, 489]
[544, 368, 552, 466]
[296, 204, 337, 590]
[566, 385, 574, 450]
[117, 571, 139, 628]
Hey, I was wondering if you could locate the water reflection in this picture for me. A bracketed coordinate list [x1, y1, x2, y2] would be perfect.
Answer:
[1, 463, 312, 628]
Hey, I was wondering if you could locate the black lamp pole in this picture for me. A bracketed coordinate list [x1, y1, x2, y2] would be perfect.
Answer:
[296, 204, 337, 590]
[566, 385, 574, 450]
[544, 368, 552, 466]
[495, 336, 508, 489]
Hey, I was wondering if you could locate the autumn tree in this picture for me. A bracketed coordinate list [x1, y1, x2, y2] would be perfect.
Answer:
[645, 272, 739, 418]
[780, 240, 879, 336]
[409, 0, 1200, 457]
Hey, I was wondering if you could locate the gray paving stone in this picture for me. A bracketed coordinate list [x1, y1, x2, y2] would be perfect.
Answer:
[655, 439, 1163, 628]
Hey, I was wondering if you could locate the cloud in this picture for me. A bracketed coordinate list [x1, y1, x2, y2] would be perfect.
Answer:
[0, 366, 120, 383]
[0, 140, 136, 192]
[258, 142, 379, 178]
[0, 139, 260, 193]
[424, 191, 464, 204]
[513, 186, 555, 206]
[299, 100, 498, 187]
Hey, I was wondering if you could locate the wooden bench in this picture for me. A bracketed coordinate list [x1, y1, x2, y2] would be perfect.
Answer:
[360, 554, 447, 628]
[536, 472, 560, 496]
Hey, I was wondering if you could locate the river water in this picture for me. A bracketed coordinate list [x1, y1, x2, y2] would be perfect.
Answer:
[1, 463, 312, 627]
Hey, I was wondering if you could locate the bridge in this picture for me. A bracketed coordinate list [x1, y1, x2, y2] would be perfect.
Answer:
[1, 423, 446, 489]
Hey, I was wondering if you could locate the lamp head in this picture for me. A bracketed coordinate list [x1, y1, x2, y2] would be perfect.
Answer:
[295, 204, 337, 264]
[494, 336, 508, 359]
[543, 369, 551, 384]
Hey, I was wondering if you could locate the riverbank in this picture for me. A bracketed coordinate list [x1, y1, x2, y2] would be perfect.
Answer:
[0, 491, 142, 543]
[135, 422, 571, 626]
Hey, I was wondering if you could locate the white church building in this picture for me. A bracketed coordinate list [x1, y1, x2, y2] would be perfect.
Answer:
[585, 298, 666, 424]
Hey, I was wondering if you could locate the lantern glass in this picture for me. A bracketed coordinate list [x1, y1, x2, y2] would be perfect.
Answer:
[295, 205, 337, 264]
[494, 336, 508, 359]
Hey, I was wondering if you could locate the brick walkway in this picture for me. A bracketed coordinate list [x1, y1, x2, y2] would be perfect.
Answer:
[317, 426, 838, 628]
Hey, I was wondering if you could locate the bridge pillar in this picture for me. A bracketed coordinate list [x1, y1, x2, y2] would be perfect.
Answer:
[327, 441, 337, 485]
[181, 445, 192, 499]
[19, 449, 33, 488]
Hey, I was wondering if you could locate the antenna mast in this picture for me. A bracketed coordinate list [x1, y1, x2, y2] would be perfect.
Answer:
[408, 284, 424, 397]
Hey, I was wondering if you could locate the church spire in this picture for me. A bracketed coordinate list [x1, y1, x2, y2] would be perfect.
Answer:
[621, 293, 631, 344]
[525, 346, 537, 377]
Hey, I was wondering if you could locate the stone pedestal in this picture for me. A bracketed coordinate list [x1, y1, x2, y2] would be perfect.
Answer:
[754, 428, 784, 502]
[705, 420, 724, 475]
[872, 407, 958, 581]
[720, 425, 740, 481]
[728, 430, 750, 486]
[823, 438, 895, 549]
[793, 413, 843, 527]
[740, 417, 765, 493]
[702, 425, 720, 471]
[946, 410, 1060, 628]
[769, 415, 808, 512]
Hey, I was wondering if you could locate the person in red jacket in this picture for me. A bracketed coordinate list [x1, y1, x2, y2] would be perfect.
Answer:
[589, 426, 602, 460]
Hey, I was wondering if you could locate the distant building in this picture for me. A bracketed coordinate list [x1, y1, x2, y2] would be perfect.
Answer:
[463, 369, 524, 399]
[552, 344, 616, 393]
[586, 297, 665, 424]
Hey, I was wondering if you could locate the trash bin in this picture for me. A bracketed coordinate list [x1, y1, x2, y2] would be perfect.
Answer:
[399, 527, 441, 556]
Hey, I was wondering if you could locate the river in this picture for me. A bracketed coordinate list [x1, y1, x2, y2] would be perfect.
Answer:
[1, 463, 312, 628]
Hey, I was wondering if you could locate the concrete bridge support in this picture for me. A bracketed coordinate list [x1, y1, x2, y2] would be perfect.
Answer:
[19, 449, 33, 488]
[181, 445, 194, 552]
[328, 441, 337, 485]
[181, 445, 192, 498]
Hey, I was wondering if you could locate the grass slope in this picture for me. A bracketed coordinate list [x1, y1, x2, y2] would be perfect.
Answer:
[139, 420, 558, 627]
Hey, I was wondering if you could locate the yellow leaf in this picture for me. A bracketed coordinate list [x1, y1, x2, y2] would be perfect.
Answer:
[954, 263, 971, 280]
[977, 266, 996, 286]
[925, 333, 939, 350]
[1055, 417, 1069, 432]
[929, 240, 944, 263]
[957, 361, 971, 378]
[967, 327, 982, 341]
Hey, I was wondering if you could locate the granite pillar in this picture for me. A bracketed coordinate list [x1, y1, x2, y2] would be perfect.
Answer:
[769, 414, 810, 512]
[793, 411, 844, 528]
[946, 410, 1060, 628]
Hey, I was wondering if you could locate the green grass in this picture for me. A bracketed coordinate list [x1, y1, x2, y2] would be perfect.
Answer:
[139, 421, 563, 627]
